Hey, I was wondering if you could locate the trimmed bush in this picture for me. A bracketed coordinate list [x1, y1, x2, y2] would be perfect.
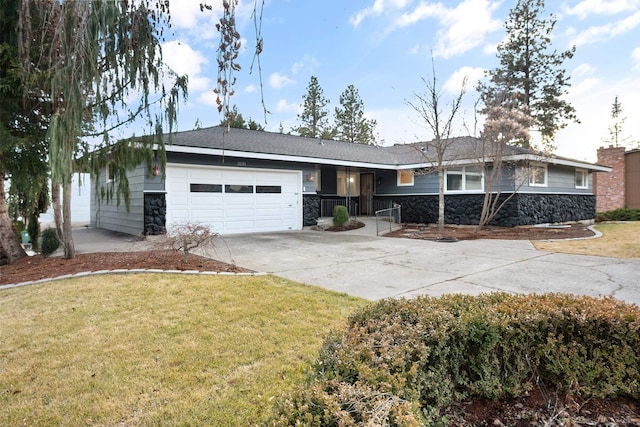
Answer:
[596, 208, 640, 222]
[40, 228, 60, 257]
[332, 205, 349, 227]
[269, 293, 640, 425]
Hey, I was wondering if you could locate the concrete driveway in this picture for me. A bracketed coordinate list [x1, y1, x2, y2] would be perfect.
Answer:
[210, 226, 640, 305]
[71, 224, 640, 304]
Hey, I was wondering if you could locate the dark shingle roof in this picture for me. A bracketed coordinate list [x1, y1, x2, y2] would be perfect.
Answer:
[163, 125, 606, 170]
[166, 126, 407, 165]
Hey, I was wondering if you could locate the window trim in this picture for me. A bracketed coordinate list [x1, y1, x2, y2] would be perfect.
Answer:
[445, 166, 484, 193]
[397, 169, 414, 187]
[575, 168, 588, 189]
[528, 163, 548, 187]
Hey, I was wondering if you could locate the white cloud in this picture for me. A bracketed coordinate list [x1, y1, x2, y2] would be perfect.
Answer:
[162, 40, 212, 92]
[572, 63, 596, 78]
[350, 0, 411, 27]
[197, 90, 219, 107]
[395, 0, 502, 58]
[244, 84, 258, 93]
[291, 55, 319, 75]
[563, 0, 640, 19]
[269, 72, 295, 89]
[444, 66, 485, 94]
[275, 98, 299, 114]
[569, 11, 640, 46]
[632, 46, 640, 70]
[169, 1, 208, 29]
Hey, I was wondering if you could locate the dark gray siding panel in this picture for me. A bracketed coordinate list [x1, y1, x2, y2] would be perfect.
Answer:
[91, 165, 145, 235]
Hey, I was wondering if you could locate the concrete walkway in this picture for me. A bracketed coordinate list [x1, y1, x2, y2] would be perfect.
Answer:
[67, 222, 640, 304]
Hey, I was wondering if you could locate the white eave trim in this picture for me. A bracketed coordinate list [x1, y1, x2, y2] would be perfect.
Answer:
[399, 154, 611, 172]
[164, 145, 399, 170]
[163, 145, 611, 173]
[501, 154, 612, 172]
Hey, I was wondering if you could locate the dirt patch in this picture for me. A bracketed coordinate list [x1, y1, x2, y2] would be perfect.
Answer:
[0, 250, 251, 286]
[445, 389, 639, 426]
[386, 223, 596, 241]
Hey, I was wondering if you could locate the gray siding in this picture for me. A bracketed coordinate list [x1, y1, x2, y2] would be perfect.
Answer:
[90, 165, 145, 236]
[519, 164, 593, 194]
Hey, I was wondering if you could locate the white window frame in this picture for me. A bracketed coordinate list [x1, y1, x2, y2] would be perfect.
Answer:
[445, 166, 484, 193]
[106, 164, 116, 183]
[575, 169, 588, 189]
[397, 169, 414, 186]
[528, 163, 548, 187]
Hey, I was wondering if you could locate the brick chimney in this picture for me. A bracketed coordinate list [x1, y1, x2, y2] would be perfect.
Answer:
[595, 145, 626, 212]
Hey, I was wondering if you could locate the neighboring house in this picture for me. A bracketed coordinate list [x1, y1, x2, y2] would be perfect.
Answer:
[595, 146, 640, 211]
[90, 126, 610, 236]
[39, 173, 91, 226]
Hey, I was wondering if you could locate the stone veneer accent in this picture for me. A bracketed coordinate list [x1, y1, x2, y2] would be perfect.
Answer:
[303, 194, 321, 226]
[375, 194, 595, 226]
[595, 146, 626, 212]
[144, 193, 166, 235]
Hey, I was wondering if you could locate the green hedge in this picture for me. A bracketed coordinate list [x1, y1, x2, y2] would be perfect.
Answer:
[596, 208, 640, 222]
[268, 293, 640, 426]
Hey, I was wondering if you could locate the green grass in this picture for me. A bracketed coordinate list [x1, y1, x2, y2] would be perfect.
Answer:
[0, 274, 367, 426]
[533, 221, 640, 259]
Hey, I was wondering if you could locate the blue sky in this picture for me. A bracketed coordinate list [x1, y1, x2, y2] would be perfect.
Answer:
[158, 0, 640, 162]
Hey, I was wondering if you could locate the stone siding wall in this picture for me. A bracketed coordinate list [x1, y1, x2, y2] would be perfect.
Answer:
[303, 194, 321, 226]
[375, 193, 595, 226]
[144, 193, 166, 235]
[595, 146, 626, 212]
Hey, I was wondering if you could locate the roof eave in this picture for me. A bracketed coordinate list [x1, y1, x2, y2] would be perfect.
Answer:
[164, 145, 400, 170]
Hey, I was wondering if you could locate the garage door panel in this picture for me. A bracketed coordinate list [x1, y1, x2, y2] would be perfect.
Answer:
[167, 164, 301, 234]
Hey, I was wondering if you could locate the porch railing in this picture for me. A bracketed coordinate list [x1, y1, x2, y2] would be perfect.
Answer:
[321, 198, 359, 217]
[375, 203, 402, 236]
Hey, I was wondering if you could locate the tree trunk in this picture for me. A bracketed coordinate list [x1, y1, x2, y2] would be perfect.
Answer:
[51, 182, 63, 239]
[62, 178, 75, 259]
[0, 174, 26, 265]
[437, 167, 445, 231]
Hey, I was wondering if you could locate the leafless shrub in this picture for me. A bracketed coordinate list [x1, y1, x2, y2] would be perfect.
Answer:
[151, 221, 224, 263]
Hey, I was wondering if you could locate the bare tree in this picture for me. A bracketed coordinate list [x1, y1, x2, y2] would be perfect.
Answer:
[406, 59, 467, 230]
[475, 105, 532, 230]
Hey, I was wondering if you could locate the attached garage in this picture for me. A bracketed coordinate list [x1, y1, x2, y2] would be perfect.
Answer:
[165, 164, 302, 235]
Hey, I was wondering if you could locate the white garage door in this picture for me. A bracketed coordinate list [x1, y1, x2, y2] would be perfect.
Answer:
[166, 164, 302, 235]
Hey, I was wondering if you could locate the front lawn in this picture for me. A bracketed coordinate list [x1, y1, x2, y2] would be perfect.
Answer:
[0, 274, 367, 426]
[533, 221, 640, 259]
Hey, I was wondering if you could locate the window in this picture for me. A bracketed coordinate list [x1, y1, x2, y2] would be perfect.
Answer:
[575, 169, 588, 189]
[528, 164, 547, 187]
[445, 167, 484, 192]
[106, 164, 116, 183]
[256, 185, 281, 194]
[190, 183, 222, 193]
[225, 184, 254, 193]
[337, 172, 360, 197]
[397, 169, 414, 186]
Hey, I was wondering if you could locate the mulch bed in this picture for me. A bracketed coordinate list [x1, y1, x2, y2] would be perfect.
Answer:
[385, 223, 596, 241]
[0, 250, 251, 286]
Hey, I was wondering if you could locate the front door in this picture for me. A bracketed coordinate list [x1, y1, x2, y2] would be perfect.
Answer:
[360, 173, 374, 215]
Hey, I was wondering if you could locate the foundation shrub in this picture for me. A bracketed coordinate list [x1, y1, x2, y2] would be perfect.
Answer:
[268, 293, 640, 425]
[40, 227, 60, 257]
[333, 205, 349, 227]
[596, 207, 640, 221]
